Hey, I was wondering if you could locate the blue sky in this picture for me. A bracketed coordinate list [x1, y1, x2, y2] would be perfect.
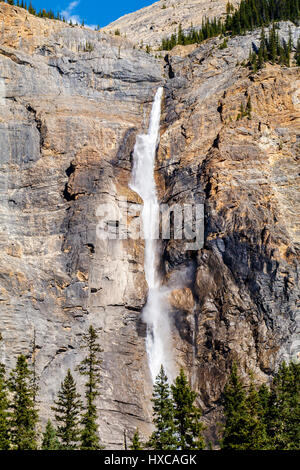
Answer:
[31, 0, 155, 28]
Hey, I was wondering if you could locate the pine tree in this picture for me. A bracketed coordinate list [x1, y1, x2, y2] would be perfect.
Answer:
[171, 368, 205, 450]
[8, 355, 38, 450]
[288, 26, 293, 53]
[267, 362, 300, 449]
[257, 383, 272, 448]
[268, 23, 278, 64]
[177, 23, 185, 46]
[77, 325, 103, 450]
[160, 0, 300, 52]
[147, 365, 177, 450]
[52, 369, 82, 449]
[130, 429, 143, 450]
[243, 378, 269, 449]
[222, 365, 272, 450]
[296, 38, 300, 66]
[42, 419, 61, 450]
[0, 363, 10, 450]
[221, 362, 250, 450]
[222, 362, 300, 450]
[246, 96, 252, 118]
[258, 26, 268, 68]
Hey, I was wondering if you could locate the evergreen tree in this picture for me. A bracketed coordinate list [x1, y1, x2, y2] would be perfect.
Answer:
[8, 355, 38, 450]
[257, 382, 272, 448]
[266, 362, 300, 449]
[77, 325, 103, 450]
[171, 368, 205, 450]
[258, 26, 268, 68]
[296, 38, 300, 66]
[160, 0, 300, 51]
[243, 378, 269, 449]
[221, 362, 250, 450]
[52, 369, 82, 449]
[177, 23, 185, 46]
[246, 96, 252, 118]
[0, 363, 10, 450]
[268, 23, 278, 63]
[147, 365, 177, 450]
[222, 362, 300, 450]
[42, 419, 60, 450]
[130, 428, 143, 450]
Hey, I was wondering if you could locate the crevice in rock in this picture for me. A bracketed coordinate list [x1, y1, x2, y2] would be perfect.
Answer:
[65, 162, 75, 178]
[62, 163, 76, 201]
[164, 54, 174, 79]
[0, 47, 34, 67]
[125, 306, 141, 312]
[25, 103, 44, 150]
[85, 243, 95, 254]
[63, 185, 76, 201]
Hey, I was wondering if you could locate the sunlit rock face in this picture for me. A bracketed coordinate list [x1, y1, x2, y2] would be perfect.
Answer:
[0, 3, 299, 448]
[103, 0, 241, 48]
[0, 3, 163, 448]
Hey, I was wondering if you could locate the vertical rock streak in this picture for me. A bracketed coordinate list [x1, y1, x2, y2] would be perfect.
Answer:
[130, 87, 175, 382]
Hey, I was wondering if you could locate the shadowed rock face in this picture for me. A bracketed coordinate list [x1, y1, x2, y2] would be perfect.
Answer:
[0, 3, 299, 448]
[159, 23, 300, 441]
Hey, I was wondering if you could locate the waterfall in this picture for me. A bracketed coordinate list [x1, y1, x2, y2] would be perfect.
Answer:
[130, 87, 175, 383]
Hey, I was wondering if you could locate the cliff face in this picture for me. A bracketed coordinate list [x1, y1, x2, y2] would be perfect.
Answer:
[159, 24, 300, 439]
[0, 3, 162, 448]
[0, 3, 299, 448]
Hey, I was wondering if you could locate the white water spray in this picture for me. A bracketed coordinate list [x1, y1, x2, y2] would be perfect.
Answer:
[130, 87, 175, 382]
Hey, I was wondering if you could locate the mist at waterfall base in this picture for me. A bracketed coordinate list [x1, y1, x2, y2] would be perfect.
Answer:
[129, 87, 176, 383]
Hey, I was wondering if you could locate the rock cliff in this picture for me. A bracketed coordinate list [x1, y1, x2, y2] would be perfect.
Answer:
[159, 23, 300, 440]
[0, 3, 299, 448]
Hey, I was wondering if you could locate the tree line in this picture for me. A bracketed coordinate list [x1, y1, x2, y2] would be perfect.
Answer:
[131, 361, 300, 450]
[160, 0, 300, 50]
[0, 326, 299, 450]
[1, 0, 103, 30]
[0, 326, 104, 450]
[247, 23, 298, 70]
[1, 0, 62, 21]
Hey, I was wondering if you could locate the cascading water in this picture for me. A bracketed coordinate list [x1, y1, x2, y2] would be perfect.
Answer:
[129, 87, 175, 383]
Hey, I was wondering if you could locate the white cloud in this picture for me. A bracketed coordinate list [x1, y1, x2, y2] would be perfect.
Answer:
[61, 0, 80, 21]
[61, 0, 97, 29]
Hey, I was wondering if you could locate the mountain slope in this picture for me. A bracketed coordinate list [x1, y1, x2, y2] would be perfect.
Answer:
[103, 0, 240, 48]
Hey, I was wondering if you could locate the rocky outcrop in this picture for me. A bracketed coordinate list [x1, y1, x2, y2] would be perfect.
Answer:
[0, 3, 299, 448]
[103, 0, 240, 48]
